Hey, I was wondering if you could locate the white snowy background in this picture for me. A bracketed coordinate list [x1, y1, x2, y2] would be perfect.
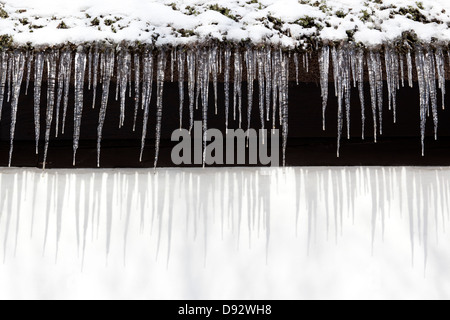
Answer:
[1, 167, 450, 300]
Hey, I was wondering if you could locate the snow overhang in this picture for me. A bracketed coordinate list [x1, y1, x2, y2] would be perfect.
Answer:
[0, 0, 450, 49]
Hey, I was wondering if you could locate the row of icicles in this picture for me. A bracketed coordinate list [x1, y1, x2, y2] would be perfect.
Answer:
[0, 44, 446, 168]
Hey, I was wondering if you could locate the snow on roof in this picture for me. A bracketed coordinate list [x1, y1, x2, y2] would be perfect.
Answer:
[1, 0, 450, 48]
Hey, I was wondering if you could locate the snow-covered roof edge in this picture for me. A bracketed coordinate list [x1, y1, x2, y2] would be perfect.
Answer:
[1, 0, 450, 50]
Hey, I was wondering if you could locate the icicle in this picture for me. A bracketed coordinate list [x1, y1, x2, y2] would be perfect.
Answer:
[139, 49, 154, 162]
[153, 50, 167, 168]
[332, 46, 351, 155]
[407, 49, 413, 88]
[178, 49, 185, 130]
[256, 50, 265, 136]
[224, 46, 231, 132]
[233, 49, 243, 128]
[187, 50, 195, 132]
[61, 51, 73, 135]
[132, 53, 140, 132]
[306, 52, 310, 73]
[73, 48, 87, 166]
[200, 48, 211, 166]
[210, 46, 218, 115]
[97, 49, 115, 167]
[367, 51, 378, 143]
[55, 50, 70, 137]
[88, 47, 93, 90]
[0, 52, 8, 122]
[170, 49, 175, 83]
[7, 55, 12, 103]
[415, 46, 427, 156]
[375, 52, 383, 135]
[43, 49, 59, 169]
[264, 47, 272, 122]
[280, 52, 289, 166]
[356, 49, 365, 140]
[319, 45, 330, 131]
[272, 49, 280, 130]
[25, 52, 33, 95]
[91, 47, 99, 109]
[425, 48, 438, 140]
[294, 52, 299, 85]
[435, 47, 446, 110]
[8, 51, 26, 167]
[400, 53, 405, 88]
[118, 48, 131, 128]
[245, 48, 255, 133]
[33, 52, 44, 154]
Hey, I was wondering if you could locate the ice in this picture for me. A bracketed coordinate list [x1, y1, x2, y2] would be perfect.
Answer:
[435, 47, 446, 110]
[140, 49, 154, 162]
[187, 50, 195, 132]
[0, 52, 8, 122]
[367, 51, 379, 143]
[33, 52, 44, 154]
[177, 49, 185, 130]
[356, 49, 365, 139]
[61, 51, 73, 135]
[117, 49, 131, 128]
[154, 50, 167, 168]
[73, 49, 87, 166]
[42, 49, 58, 169]
[210, 47, 218, 116]
[256, 49, 265, 134]
[233, 49, 242, 128]
[0, 43, 447, 167]
[224, 47, 231, 132]
[91, 47, 99, 110]
[25, 52, 33, 95]
[319, 46, 329, 131]
[132, 53, 140, 132]
[97, 49, 115, 167]
[8, 51, 26, 167]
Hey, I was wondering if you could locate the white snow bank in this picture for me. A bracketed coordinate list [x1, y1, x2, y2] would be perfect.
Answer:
[1, 0, 450, 48]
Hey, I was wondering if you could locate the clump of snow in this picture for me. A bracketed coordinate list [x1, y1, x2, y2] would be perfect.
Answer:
[0, 0, 450, 48]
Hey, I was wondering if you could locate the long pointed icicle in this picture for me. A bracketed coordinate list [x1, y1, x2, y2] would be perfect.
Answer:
[154, 50, 167, 168]
[280, 52, 289, 166]
[73, 48, 87, 166]
[264, 47, 272, 122]
[200, 49, 210, 166]
[8, 51, 26, 167]
[97, 49, 115, 167]
[0, 52, 8, 122]
[245, 48, 255, 133]
[55, 50, 69, 137]
[415, 46, 427, 156]
[319, 45, 330, 130]
[43, 50, 59, 169]
[25, 52, 33, 95]
[224, 46, 231, 132]
[133, 52, 140, 131]
[187, 50, 195, 132]
[435, 47, 446, 110]
[367, 51, 378, 143]
[118, 48, 131, 128]
[256, 50, 265, 135]
[33, 52, 44, 154]
[91, 47, 99, 110]
[178, 49, 185, 130]
[234, 49, 242, 128]
[61, 51, 73, 135]
[356, 49, 365, 139]
[139, 49, 154, 162]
